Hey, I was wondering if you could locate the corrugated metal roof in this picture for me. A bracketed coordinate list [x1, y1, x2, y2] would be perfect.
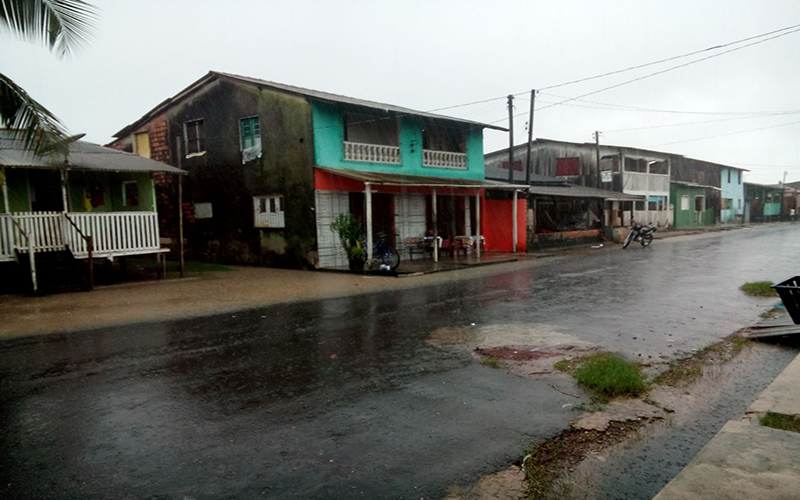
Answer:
[113, 71, 508, 138]
[317, 167, 520, 189]
[0, 131, 184, 174]
[527, 183, 645, 201]
[671, 180, 722, 191]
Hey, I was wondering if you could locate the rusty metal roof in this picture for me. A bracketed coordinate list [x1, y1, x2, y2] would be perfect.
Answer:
[0, 131, 185, 174]
[113, 71, 508, 138]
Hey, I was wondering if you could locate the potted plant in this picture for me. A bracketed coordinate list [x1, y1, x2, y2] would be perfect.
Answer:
[330, 213, 366, 270]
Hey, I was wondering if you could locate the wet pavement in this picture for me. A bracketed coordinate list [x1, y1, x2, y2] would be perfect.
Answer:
[1, 224, 798, 499]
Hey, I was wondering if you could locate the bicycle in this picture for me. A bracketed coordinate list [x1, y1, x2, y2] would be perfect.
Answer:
[365, 232, 401, 271]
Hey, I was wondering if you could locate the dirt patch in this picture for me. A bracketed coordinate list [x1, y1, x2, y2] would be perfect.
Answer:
[522, 420, 652, 499]
[653, 332, 752, 387]
[445, 466, 527, 500]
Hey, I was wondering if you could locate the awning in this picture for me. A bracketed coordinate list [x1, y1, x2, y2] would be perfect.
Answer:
[317, 166, 522, 190]
[527, 183, 645, 201]
[0, 131, 185, 174]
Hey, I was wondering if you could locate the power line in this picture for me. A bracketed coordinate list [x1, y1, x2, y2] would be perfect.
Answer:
[649, 119, 800, 147]
[536, 92, 800, 116]
[535, 23, 800, 91]
[534, 27, 800, 113]
[602, 113, 800, 133]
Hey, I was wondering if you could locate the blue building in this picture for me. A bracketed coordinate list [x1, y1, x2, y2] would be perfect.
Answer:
[720, 166, 746, 223]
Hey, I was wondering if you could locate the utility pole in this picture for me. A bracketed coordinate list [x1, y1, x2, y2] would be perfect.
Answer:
[525, 89, 536, 184]
[507, 94, 515, 183]
[594, 131, 601, 188]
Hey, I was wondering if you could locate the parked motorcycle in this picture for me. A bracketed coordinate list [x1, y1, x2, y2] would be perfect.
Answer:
[622, 221, 656, 249]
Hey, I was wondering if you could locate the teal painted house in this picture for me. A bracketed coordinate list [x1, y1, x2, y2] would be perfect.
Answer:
[110, 72, 519, 271]
[720, 166, 746, 223]
[744, 182, 783, 222]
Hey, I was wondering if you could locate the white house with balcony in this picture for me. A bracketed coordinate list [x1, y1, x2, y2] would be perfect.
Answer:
[0, 131, 184, 293]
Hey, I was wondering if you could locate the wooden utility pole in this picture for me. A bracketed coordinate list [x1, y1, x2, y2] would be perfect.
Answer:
[176, 138, 185, 278]
[594, 131, 601, 188]
[507, 94, 515, 183]
[525, 89, 536, 184]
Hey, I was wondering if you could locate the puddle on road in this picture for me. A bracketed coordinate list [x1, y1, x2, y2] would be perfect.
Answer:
[428, 323, 599, 376]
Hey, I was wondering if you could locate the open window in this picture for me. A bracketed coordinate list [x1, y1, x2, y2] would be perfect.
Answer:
[240, 116, 262, 163]
[253, 195, 285, 228]
[344, 112, 398, 146]
[122, 181, 139, 207]
[184, 119, 206, 157]
[695, 195, 706, 212]
[422, 124, 464, 153]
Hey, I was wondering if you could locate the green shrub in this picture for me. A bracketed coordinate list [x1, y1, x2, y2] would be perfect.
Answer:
[572, 353, 646, 398]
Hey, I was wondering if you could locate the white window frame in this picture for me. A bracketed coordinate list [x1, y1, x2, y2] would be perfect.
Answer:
[681, 195, 690, 211]
[184, 119, 206, 158]
[253, 194, 285, 228]
[694, 195, 706, 213]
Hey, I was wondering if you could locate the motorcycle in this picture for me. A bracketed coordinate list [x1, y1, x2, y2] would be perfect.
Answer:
[622, 221, 656, 249]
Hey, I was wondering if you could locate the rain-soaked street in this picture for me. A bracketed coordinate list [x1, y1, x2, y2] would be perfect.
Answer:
[1, 224, 798, 499]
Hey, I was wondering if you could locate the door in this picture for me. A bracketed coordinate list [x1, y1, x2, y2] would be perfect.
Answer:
[394, 193, 426, 258]
[27, 169, 63, 212]
[315, 190, 350, 268]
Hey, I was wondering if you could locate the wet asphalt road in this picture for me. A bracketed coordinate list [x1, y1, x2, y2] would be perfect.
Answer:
[1, 224, 798, 499]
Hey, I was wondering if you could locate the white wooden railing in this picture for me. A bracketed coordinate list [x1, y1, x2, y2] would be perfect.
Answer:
[623, 172, 670, 193]
[422, 149, 467, 169]
[0, 214, 13, 261]
[0, 211, 161, 260]
[64, 212, 160, 257]
[343, 141, 400, 164]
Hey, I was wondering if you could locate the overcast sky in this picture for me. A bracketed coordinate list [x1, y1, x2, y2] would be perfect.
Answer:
[3, 0, 800, 184]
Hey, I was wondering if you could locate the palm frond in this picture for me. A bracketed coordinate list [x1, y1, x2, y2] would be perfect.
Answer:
[0, 0, 98, 58]
[0, 71, 70, 157]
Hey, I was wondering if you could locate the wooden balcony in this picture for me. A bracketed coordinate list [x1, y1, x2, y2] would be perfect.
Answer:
[343, 141, 400, 164]
[422, 149, 467, 169]
[0, 211, 163, 262]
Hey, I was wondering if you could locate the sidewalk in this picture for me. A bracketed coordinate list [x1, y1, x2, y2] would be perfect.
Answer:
[0, 257, 548, 340]
[653, 351, 800, 499]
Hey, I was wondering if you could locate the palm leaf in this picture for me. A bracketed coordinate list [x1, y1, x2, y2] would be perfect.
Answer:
[0, 71, 70, 157]
[0, 0, 98, 58]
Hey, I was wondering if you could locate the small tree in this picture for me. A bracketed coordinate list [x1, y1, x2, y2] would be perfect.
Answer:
[330, 213, 365, 260]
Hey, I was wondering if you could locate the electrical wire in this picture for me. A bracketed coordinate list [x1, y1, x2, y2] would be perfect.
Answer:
[534, 23, 800, 91]
[649, 119, 800, 147]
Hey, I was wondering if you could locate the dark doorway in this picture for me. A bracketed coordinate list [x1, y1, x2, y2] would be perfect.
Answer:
[349, 192, 395, 245]
[27, 170, 63, 212]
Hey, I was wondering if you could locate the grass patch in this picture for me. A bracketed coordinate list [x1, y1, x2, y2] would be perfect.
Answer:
[759, 412, 800, 433]
[759, 307, 785, 320]
[571, 353, 647, 399]
[740, 281, 777, 297]
[480, 357, 508, 369]
[553, 359, 572, 372]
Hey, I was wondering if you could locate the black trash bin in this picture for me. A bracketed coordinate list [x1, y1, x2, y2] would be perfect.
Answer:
[773, 276, 800, 325]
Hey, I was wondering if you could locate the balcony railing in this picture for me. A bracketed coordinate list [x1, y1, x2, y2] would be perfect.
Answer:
[343, 141, 400, 164]
[623, 172, 670, 193]
[0, 211, 161, 261]
[422, 150, 467, 169]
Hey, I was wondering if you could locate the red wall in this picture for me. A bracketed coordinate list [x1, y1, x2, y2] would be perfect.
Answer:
[482, 198, 527, 253]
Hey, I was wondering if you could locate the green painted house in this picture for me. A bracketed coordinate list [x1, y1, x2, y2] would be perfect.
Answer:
[744, 182, 783, 222]
[0, 131, 184, 292]
[670, 181, 716, 228]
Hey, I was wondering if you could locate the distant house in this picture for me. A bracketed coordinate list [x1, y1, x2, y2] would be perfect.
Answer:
[0, 131, 183, 293]
[485, 138, 747, 231]
[109, 71, 521, 270]
[744, 182, 783, 222]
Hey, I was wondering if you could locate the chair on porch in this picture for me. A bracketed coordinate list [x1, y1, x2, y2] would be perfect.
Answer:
[404, 236, 426, 260]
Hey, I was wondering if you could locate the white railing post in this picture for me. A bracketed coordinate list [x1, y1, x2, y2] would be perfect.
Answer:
[28, 234, 37, 292]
